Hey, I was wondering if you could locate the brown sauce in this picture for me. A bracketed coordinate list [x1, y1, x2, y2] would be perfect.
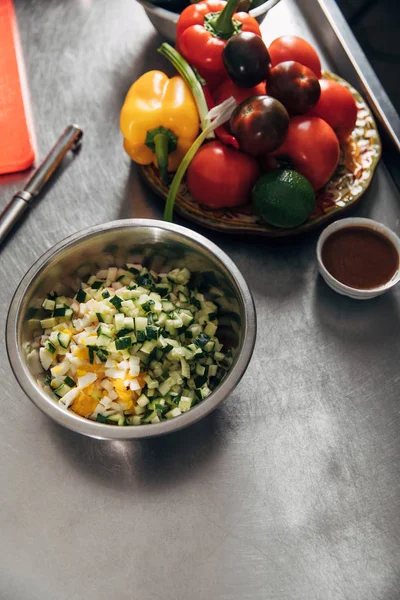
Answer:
[321, 226, 399, 289]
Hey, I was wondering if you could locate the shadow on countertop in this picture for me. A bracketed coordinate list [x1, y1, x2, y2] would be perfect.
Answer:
[45, 407, 235, 494]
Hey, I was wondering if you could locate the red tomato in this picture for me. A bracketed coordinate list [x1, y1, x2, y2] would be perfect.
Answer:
[308, 79, 358, 142]
[268, 35, 322, 78]
[187, 140, 260, 208]
[267, 61, 320, 115]
[213, 79, 267, 107]
[271, 116, 340, 190]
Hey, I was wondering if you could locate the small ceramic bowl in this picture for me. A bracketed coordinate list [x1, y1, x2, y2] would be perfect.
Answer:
[316, 217, 400, 300]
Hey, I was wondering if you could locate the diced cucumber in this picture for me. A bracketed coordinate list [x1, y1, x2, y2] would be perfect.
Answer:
[97, 334, 112, 347]
[40, 317, 58, 329]
[45, 341, 56, 354]
[162, 301, 175, 313]
[179, 396, 192, 412]
[137, 394, 149, 407]
[135, 316, 148, 331]
[142, 410, 157, 423]
[204, 341, 215, 353]
[42, 298, 55, 311]
[165, 407, 181, 419]
[58, 332, 71, 348]
[204, 322, 217, 337]
[39, 347, 54, 370]
[141, 340, 156, 355]
[195, 363, 205, 376]
[54, 383, 72, 397]
[180, 358, 190, 379]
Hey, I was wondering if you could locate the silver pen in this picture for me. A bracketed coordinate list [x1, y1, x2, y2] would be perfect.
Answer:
[0, 124, 83, 247]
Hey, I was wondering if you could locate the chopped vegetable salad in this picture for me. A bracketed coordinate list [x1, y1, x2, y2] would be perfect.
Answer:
[37, 265, 232, 425]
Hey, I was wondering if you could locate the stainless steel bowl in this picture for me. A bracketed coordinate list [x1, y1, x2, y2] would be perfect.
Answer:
[136, 0, 282, 43]
[6, 219, 256, 440]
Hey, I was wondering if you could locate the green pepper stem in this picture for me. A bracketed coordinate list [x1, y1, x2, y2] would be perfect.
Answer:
[154, 132, 170, 186]
[158, 43, 211, 135]
[212, 0, 239, 37]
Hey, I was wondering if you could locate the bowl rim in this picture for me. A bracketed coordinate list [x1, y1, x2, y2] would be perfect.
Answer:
[6, 219, 257, 440]
[316, 217, 400, 298]
[137, 0, 281, 20]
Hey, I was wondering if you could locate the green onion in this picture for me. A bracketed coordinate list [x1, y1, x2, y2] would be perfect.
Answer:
[163, 97, 236, 222]
[158, 43, 210, 134]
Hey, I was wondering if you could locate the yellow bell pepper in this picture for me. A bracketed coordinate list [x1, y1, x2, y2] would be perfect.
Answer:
[120, 70, 199, 183]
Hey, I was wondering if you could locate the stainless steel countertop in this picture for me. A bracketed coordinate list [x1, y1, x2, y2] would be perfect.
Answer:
[1, 1, 399, 598]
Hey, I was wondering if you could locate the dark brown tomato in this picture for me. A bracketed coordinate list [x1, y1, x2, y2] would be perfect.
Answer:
[267, 61, 321, 115]
[222, 32, 271, 88]
[230, 95, 289, 155]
